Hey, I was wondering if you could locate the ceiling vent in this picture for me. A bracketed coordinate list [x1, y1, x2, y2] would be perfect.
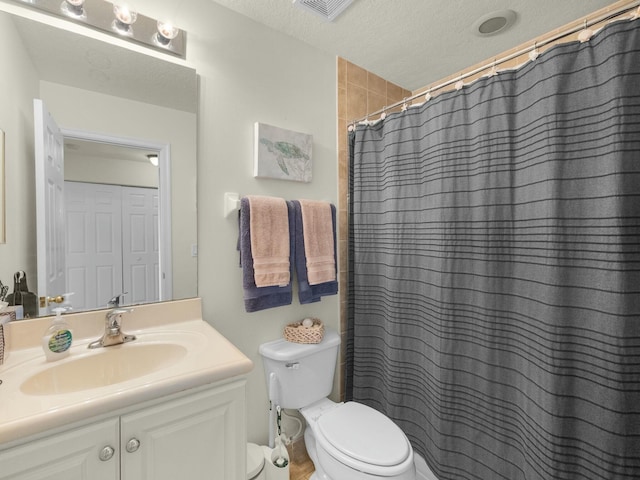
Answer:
[293, 0, 354, 22]
[472, 9, 517, 36]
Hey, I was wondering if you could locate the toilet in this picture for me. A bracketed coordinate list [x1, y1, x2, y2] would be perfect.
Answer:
[259, 329, 416, 480]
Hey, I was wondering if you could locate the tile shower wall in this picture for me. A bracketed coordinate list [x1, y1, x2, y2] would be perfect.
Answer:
[337, 58, 411, 399]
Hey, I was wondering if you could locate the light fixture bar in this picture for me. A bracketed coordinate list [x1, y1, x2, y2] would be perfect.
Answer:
[10, 0, 186, 59]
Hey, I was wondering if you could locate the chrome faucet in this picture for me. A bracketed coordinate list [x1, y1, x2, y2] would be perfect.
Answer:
[88, 308, 136, 349]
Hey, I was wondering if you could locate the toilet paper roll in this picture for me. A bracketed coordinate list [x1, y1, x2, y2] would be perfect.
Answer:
[261, 446, 289, 480]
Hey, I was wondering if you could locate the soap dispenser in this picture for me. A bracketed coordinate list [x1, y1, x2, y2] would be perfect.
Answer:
[42, 307, 73, 361]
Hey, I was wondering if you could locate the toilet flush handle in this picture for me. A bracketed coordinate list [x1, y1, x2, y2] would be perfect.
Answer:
[286, 362, 299, 369]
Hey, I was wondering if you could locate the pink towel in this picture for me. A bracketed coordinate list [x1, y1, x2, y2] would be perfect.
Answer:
[299, 199, 336, 285]
[248, 195, 290, 287]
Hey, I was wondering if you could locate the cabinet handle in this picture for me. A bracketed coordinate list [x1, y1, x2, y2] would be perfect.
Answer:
[126, 437, 141, 453]
[99, 445, 115, 461]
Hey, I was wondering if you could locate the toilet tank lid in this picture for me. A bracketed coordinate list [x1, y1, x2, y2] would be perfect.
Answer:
[259, 329, 340, 361]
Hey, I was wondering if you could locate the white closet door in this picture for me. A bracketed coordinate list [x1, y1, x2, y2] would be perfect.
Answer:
[121, 187, 159, 305]
[65, 182, 123, 310]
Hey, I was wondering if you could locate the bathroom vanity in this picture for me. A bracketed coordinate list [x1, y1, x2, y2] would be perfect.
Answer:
[0, 299, 253, 480]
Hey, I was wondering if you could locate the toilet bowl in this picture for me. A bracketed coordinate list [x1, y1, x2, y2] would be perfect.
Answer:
[301, 398, 415, 480]
[259, 329, 416, 480]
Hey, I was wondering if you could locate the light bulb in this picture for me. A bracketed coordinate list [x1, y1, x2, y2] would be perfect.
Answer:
[113, 3, 137, 34]
[61, 0, 85, 18]
[156, 20, 180, 46]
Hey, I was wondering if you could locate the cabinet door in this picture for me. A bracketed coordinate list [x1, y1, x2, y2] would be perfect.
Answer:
[121, 383, 246, 480]
[0, 418, 119, 480]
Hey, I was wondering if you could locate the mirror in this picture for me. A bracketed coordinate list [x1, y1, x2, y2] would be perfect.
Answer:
[0, 7, 198, 318]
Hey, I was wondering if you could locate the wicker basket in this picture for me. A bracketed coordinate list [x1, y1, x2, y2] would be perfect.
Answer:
[283, 318, 324, 344]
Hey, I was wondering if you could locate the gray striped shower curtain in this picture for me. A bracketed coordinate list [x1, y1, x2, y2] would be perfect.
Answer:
[346, 18, 640, 480]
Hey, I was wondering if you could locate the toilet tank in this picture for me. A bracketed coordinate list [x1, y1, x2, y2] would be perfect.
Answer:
[259, 329, 340, 409]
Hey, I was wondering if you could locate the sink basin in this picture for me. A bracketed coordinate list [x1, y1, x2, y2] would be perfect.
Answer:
[21, 342, 188, 395]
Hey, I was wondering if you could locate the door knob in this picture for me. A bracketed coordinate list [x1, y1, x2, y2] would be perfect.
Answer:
[99, 445, 115, 461]
[126, 437, 141, 453]
[39, 292, 74, 308]
[39, 295, 65, 307]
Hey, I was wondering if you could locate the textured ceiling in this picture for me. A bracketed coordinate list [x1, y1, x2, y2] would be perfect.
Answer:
[205, 0, 617, 91]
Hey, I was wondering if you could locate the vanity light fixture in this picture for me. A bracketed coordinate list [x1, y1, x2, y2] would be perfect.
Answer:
[9, 0, 187, 58]
[147, 154, 159, 167]
[112, 3, 137, 35]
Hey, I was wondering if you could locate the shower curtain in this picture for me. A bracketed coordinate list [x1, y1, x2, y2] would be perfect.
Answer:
[346, 18, 640, 480]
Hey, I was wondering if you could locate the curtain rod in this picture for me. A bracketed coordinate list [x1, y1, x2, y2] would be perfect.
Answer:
[350, 1, 640, 127]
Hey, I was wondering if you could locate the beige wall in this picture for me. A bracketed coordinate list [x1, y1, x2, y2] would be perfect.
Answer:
[185, 2, 339, 445]
[0, 11, 40, 290]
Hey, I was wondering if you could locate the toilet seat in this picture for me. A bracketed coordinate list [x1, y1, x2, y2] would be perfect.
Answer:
[314, 402, 412, 476]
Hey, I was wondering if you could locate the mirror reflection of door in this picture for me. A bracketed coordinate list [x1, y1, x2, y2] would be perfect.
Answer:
[34, 99, 66, 314]
[35, 99, 162, 314]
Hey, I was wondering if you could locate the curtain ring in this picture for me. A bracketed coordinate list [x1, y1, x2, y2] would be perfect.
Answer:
[578, 19, 594, 43]
[425, 87, 432, 102]
[529, 41, 540, 61]
[487, 59, 498, 77]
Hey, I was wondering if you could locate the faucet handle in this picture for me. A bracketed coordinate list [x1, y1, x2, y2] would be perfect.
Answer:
[107, 292, 128, 308]
[107, 307, 134, 319]
[105, 308, 134, 336]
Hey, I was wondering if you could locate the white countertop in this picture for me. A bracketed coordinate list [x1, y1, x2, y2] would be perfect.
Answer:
[0, 298, 253, 445]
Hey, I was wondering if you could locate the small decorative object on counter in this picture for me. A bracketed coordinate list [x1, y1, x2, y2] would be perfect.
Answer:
[283, 317, 324, 344]
[0, 280, 8, 302]
[6, 271, 38, 318]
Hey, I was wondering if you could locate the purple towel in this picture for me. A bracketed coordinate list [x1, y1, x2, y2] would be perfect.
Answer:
[291, 200, 338, 304]
[238, 197, 293, 312]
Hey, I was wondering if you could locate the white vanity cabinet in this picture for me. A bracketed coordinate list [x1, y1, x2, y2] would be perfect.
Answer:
[0, 418, 119, 480]
[120, 381, 244, 479]
[0, 381, 246, 480]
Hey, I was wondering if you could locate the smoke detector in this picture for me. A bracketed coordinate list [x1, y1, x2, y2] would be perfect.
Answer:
[293, 0, 354, 22]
